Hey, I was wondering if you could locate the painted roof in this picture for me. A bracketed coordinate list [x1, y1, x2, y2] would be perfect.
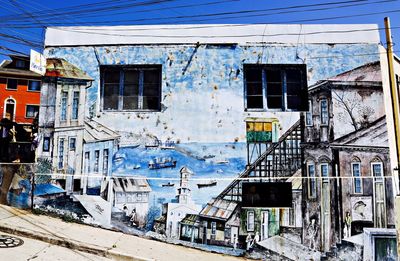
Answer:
[180, 214, 199, 226]
[84, 119, 120, 143]
[34, 183, 65, 196]
[199, 198, 237, 221]
[45, 58, 93, 81]
[331, 116, 388, 148]
[327, 61, 381, 83]
[45, 24, 379, 46]
[113, 176, 152, 193]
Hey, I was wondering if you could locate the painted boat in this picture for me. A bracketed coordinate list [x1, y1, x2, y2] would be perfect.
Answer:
[214, 160, 229, 164]
[161, 182, 175, 187]
[148, 157, 177, 169]
[197, 180, 217, 188]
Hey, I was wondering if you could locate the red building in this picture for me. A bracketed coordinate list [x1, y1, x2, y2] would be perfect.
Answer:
[0, 55, 41, 125]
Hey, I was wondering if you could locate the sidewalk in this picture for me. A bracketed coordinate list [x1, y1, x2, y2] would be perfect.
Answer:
[0, 205, 243, 261]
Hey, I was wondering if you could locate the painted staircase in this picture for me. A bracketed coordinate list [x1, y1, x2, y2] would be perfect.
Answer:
[217, 119, 303, 202]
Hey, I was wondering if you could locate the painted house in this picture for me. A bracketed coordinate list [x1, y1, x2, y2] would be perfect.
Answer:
[302, 62, 395, 258]
[82, 119, 119, 196]
[113, 176, 151, 227]
[155, 167, 201, 239]
[37, 58, 93, 192]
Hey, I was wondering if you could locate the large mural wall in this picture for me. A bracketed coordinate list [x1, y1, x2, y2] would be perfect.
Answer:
[21, 39, 397, 259]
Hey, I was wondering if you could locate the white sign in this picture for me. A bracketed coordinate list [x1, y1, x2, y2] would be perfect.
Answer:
[351, 196, 373, 222]
[29, 49, 46, 76]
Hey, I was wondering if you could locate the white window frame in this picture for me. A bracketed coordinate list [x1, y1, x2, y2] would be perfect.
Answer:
[103, 149, 109, 175]
[69, 137, 76, 151]
[94, 150, 100, 173]
[352, 162, 363, 194]
[247, 210, 255, 232]
[320, 163, 329, 183]
[3, 98, 16, 121]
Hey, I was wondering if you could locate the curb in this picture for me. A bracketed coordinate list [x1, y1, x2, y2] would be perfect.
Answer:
[0, 224, 148, 261]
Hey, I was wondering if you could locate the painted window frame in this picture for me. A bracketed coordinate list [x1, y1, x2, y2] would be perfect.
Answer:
[69, 137, 76, 151]
[243, 64, 308, 112]
[247, 210, 255, 232]
[352, 162, 363, 194]
[307, 163, 317, 199]
[305, 100, 313, 126]
[71, 91, 79, 120]
[94, 150, 100, 173]
[320, 163, 329, 183]
[43, 137, 50, 152]
[60, 91, 68, 121]
[58, 138, 64, 169]
[371, 161, 386, 227]
[25, 104, 39, 118]
[84, 151, 90, 174]
[27, 80, 41, 92]
[6, 78, 18, 90]
[100, 65, 162, 112]
[211, 221, 217, 235]
[103, 149, 109, 175]
[320, 98, 329, 126]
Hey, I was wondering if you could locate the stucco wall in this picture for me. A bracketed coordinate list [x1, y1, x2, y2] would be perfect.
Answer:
[44, 43, 380, 143]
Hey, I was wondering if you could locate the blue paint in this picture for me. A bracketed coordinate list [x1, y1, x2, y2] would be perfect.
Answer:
[34, 184, 65, 196]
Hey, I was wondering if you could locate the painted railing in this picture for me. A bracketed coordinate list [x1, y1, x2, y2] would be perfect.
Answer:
[217, 119, 303, 202]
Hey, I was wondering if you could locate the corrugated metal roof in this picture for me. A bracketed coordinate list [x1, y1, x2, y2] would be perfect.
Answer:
[199, 198, 238, 221]
[45, 58, 93, 81]
[180, 214, 199, 226]
[84, 119, 120, 143]
[113, 176, 152, 193]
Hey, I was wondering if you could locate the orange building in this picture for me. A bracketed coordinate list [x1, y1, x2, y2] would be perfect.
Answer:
[0, 55, 41, 125]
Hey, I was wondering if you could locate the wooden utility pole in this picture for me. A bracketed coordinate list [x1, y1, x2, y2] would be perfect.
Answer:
[384, 17, 400, 175]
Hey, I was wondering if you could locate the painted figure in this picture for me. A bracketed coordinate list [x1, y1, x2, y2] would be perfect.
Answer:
[130, 208, 137, 226]
[344, 211, 352, 238]
[246, 233, 252, 251]
[232, 234, 237, 250]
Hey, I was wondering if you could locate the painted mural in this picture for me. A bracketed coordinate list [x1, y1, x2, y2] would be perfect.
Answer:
[0, 25, 386, 259]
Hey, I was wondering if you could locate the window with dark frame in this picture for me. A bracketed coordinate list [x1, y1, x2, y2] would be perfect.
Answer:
[94, 150, 100, 173]
[244, 64, 308, 111]
[101, 66, 162, 111]
[7, 79, 18, 90]
[60, 91, 68, 121]
[69, 137, 76, 150]
[305, 100, 313, 126]
[72, 91, 79, 120]
[103, 149, 109, 175]
[352, 162, 362, 194]
[320, 99, 329, 125]
[28, 80, 41, 91]
[307, 163, 316, 199]
[58, 138, 64, 169]
[26, 105, 39, 118]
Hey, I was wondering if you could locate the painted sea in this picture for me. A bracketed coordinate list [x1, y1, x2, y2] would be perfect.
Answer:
[112, 142, 247, 207]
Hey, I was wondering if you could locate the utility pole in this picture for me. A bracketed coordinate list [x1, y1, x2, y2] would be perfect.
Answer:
[384, 17, 400, 180]
[384, 16, 400, 259]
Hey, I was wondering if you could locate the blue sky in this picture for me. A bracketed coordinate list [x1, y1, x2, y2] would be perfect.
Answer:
[0, 0, 399, 61]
